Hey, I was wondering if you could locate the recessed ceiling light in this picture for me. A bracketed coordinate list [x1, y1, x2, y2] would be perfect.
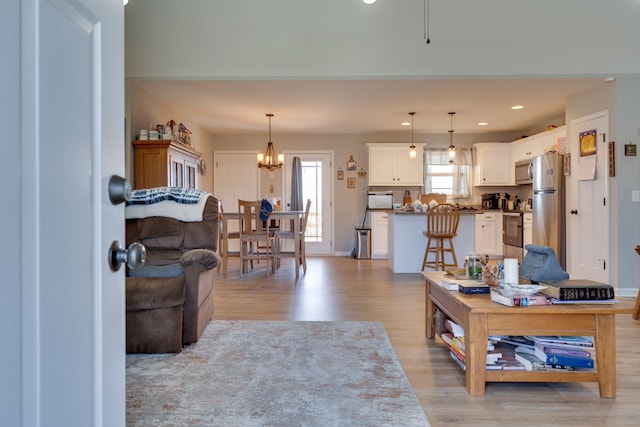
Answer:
[362, 0, 376, 4]
[401, 121, 411, 126]
[511, 105, 524, 110]
[477, 122, 489, 126]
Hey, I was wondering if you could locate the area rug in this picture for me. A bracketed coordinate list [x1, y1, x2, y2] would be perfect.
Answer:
[126, 320, 430, 426]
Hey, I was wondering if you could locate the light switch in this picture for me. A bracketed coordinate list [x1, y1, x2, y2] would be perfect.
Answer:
[632, 190, 640, 202]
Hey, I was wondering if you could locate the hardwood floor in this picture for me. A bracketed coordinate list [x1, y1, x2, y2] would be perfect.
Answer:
[212, 257, 640, 427]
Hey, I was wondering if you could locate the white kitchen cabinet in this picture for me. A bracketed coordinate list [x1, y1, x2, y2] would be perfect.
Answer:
[474, 143, 513, 186]
[511, 126, 566, 162]
[370, 210, 389, 259]
[523, 212, 533, 255]
[368, 144, 423, 186]
[475, 211, 503, 256]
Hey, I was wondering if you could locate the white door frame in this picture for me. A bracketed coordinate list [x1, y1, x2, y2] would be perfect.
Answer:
[281, 150, 334, 255]
[566, 110, 610, 283]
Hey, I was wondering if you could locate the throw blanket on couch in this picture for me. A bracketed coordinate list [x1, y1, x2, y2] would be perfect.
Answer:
[126, 187, 211, 222]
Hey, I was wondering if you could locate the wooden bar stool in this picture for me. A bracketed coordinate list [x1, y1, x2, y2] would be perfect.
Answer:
[421, 203, 460, 271]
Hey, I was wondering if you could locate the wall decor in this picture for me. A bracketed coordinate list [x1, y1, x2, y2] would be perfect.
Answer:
[347, 155, 357, 171]
[347, 177, 356, 188]
[337, 168, 344, 180]
[357, 168, 367, 178]
[579, 129, 597, 156]
[625, 143, 637, 156]
[563, 153, 571, 176]
[608, 141, 615, 177]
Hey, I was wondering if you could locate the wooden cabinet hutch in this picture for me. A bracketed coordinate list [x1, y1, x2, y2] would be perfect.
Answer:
[133, 140, 201, 189]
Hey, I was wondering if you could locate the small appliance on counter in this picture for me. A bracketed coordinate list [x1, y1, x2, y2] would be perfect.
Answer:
[481, 193, 500, 210]
[367, 191, 393, 210]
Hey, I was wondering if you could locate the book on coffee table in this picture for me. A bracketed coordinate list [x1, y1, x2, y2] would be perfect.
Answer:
[538, 279, 614, 301]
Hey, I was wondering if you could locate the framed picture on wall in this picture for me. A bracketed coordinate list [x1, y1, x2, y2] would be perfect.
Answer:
[579, 129, 597, 156]
[337, 169, 344, 180]
[347, 177, 356, 188]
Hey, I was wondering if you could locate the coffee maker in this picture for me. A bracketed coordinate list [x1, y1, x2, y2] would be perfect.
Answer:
[481, 193, 500, 210]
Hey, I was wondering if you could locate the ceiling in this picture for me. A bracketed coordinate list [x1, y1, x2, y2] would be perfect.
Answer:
[132, 77, 607, 137]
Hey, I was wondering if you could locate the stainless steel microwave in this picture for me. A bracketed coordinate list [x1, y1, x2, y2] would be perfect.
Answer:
[514, 159, 533, 184]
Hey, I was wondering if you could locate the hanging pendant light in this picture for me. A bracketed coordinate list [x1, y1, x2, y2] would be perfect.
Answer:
[408, 112, 417, 159]
[448, 112, 456, 164]
[257, 113, 284, 170]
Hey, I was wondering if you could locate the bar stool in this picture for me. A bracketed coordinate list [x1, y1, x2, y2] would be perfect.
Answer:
[421, 203, 460, 271]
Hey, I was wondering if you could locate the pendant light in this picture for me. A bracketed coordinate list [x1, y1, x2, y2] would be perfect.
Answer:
[448, 112, 456, 164]
[257, 113, 284, 170]
[408, 112, 417, 159]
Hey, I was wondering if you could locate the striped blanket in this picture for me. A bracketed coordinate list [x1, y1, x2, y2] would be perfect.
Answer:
[126, 187, 205, 205]
[125, 187, 211, 222]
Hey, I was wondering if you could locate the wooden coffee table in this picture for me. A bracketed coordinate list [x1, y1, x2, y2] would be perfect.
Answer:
[422, 271, 635, 398]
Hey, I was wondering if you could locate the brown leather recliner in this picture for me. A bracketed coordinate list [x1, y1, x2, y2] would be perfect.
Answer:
[125, 192, 220, 353]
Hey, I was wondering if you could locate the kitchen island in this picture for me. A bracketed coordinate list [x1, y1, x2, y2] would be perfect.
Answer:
[387, 210, 476, 273]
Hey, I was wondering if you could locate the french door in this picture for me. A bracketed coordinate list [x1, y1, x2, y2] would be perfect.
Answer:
[283, 152, 333, 255]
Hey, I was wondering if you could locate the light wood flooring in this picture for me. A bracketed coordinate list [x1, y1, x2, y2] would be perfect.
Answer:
[212, 256, 640, 427]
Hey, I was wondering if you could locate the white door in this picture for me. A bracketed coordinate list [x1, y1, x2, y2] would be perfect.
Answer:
[283, 152, 334, 255]
[567, 111, 609, 283]
[213, 152, 259, 251]
[5, 0, 125, 426]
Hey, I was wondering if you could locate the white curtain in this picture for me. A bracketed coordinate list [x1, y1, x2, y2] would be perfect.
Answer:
[424, 148, 474, 198]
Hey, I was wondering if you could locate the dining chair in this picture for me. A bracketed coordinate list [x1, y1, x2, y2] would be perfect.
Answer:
[273, 199, 311, 275]
[421, 203, 460, 271]
[238, 199, 274, 276]
[217, 200, 240, 276]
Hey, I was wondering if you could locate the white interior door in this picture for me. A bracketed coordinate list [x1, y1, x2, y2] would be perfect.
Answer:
[213, 152, 259, 251]
[567, 111, 609, 283]
[282, 152, 333, 255]
[10, 0, 126, 426]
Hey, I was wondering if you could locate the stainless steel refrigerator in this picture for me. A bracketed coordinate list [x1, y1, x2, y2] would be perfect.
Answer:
[532, 152, 565, 268]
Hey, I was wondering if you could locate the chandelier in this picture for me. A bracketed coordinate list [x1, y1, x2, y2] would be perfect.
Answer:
[257, 113, 283, 170]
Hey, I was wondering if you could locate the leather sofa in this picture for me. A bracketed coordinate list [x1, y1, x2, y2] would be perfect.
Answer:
[125, 190, 220, 353]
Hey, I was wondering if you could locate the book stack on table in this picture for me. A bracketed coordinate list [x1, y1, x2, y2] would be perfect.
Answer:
[504, 335, 595, 371]
[440, 277, 489, 293]
[538, 279, 615, 303]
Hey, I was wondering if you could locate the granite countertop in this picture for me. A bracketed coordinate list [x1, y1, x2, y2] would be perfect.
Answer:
[392, 209, 480, 215]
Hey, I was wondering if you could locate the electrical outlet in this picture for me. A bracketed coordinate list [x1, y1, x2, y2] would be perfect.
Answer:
[632, 190, 640, 202]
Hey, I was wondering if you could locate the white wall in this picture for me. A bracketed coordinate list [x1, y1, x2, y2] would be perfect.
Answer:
[127, 82, 216, 194]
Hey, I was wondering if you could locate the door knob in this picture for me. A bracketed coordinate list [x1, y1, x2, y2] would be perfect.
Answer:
[570, 209, 578, 215]
[108, 175, 132, 205]
[108, 241, 146, 272]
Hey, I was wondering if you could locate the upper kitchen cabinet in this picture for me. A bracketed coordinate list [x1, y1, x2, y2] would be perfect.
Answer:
[511, 126, 566, 162]
[368, 144, 423, 186]
[474, 143, 513, 186]
[133, 139, 201, 189]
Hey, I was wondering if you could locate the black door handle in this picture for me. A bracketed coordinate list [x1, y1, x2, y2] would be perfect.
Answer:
[570, 209, 578, 215]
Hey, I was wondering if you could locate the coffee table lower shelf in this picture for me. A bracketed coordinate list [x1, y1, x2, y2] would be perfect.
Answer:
[423, 271, 634, 398]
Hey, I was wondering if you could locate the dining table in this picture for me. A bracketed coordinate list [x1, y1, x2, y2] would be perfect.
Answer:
[220, 210, 306, 277]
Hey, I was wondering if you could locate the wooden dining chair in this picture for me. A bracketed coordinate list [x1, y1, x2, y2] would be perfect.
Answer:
[238, 199, 274, 276]
[217, 200, 240, 276]
[273, 199, 311, 275]
[421, 203, 460, 271]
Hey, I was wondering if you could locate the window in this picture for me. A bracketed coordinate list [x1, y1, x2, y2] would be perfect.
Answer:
[424, 148, 473, 198]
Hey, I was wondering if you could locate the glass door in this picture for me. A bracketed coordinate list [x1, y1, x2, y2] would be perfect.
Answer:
[283, 151, 333, 255]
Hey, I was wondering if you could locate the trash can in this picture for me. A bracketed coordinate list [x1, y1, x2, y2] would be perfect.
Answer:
[355, 227, 371, 259]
